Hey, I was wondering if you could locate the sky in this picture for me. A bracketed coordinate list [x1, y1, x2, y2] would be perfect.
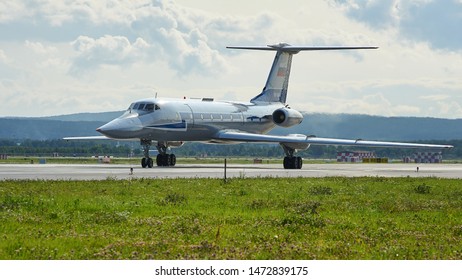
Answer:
[0, 0, 461, 118]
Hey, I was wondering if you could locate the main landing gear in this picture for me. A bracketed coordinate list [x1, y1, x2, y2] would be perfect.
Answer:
[283, 156, 303, 169]
[156, 154, 176, 167]
[281, 144, 303, 169]
[140, 140, 176, 168]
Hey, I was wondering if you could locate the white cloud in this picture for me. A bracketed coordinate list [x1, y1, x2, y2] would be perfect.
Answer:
[25, 40, 57, 54]
[0, 49, 7, 63]
[0, 0, 29, 22]
[70, 35, 149, 74]
[333, 0, 462, 50]
[0, 0, 461, 119]
[419, 94, 450, 101]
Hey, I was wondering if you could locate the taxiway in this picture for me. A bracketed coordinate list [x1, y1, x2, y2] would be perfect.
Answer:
[1, 163, 462, 180]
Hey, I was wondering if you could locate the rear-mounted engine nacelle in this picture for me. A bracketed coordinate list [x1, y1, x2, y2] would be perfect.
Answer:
[272, 108, 303, 127]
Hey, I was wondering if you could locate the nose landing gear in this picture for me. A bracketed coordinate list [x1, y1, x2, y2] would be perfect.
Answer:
[141, 157, 154, 168]
[141, 139, 154, 168]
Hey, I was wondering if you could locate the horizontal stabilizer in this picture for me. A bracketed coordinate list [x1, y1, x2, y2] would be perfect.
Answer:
[227, 44, 378, 54]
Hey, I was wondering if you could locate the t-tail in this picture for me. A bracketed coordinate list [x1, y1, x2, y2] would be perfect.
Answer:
[227, 43, 378, 104]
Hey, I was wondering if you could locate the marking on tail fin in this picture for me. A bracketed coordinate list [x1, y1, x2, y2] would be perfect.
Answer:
[277, 67, 287, 77]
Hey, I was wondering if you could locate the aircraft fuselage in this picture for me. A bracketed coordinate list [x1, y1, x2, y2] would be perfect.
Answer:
[97, 98, 286, 143]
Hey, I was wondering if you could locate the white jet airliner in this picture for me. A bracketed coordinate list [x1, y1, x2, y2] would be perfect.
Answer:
[65, 43, 453, 169]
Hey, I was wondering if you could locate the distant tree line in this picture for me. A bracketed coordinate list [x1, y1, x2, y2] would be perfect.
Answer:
[0, 139, 132, 157]
[1, 139, 461, 159]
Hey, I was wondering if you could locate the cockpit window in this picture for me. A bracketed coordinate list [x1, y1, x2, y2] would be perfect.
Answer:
[145, 103, 154, 111]
[129, 102, 159, 113]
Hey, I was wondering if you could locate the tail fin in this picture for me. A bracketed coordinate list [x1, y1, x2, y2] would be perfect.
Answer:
[254, 47, 293, 104]
[227, 43, 378, 104]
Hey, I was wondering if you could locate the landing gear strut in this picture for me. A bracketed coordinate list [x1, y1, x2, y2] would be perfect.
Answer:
[281, 144, 303, 169]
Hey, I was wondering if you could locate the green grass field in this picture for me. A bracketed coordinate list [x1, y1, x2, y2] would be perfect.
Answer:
[1, 177, 461, 260]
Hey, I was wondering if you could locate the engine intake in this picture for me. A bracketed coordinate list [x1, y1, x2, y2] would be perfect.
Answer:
[272, 108, 303, 127]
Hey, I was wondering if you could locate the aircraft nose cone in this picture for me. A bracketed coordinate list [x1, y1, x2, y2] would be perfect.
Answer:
[96, 122, 112, 133]
[96, 117, 142, 138]
[96, 122, 117, 134]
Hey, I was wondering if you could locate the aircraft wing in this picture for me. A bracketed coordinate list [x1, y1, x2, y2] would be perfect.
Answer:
[63, 136, 139, 141]
[215, 131, 453, 149]
[63, 136, 112, 141]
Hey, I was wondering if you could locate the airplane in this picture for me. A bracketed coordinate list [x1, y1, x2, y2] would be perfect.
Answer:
[65, 43, 453, 169]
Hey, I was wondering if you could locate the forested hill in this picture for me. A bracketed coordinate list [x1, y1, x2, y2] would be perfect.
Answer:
[271, 114, 462, 141]
[0, 112, 461, 141]
[0, 111, 123, 140]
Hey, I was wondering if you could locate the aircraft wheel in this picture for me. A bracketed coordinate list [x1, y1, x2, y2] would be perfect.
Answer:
[170, 154, 176, 166]
[156, 154, 162, 166]
[283, 156, 292, 169]
[160, 154, 167, 166]
[283, 156, 302, 169]
[147, 157, 154, 168]
[155, 154, 176, 167]
[141, 157, 147, 168]
[296, 156, 303, 169]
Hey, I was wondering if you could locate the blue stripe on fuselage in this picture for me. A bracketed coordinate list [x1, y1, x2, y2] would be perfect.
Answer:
[146, 120, 187, 131]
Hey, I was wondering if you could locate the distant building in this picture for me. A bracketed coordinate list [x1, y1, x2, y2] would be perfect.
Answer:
[413, 151, 443, 163]
[403, 156, 412, 163]
[337, 151, 376, 163]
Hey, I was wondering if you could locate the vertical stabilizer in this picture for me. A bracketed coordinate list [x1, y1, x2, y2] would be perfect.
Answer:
[227, 44, 378, 105]
[228, 43, 296, 104]
[253, 49, 293, 103]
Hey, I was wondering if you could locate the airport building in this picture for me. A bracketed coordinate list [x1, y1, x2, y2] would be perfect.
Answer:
[336, 151, 376, 163]
[411, 151, 443, 163]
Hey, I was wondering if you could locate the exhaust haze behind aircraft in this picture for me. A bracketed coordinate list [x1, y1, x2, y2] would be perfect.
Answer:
[65, 43, 453, 169]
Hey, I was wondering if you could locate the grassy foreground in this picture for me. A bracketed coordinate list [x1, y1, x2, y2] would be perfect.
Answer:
[1, 177, 461, 260]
